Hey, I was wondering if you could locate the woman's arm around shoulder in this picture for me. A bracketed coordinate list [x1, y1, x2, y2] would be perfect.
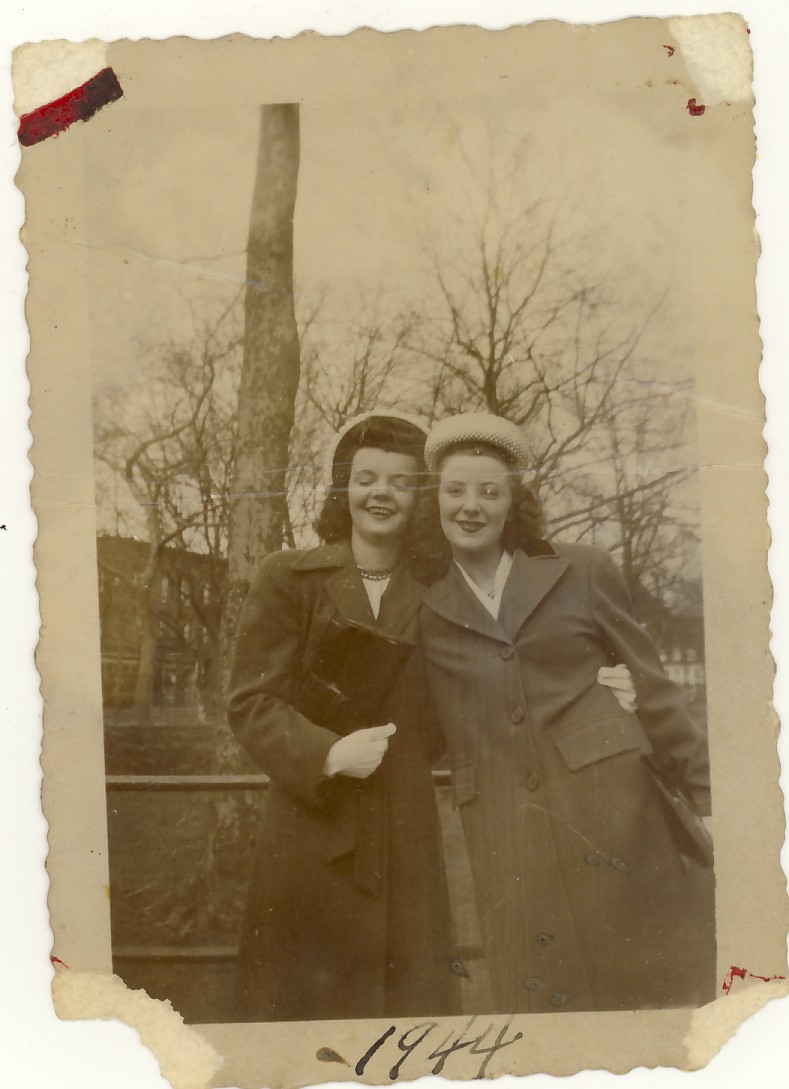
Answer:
[581, 544, 711, 815]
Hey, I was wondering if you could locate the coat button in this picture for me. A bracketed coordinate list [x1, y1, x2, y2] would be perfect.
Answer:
[524, 977, 549, 991]
[501, 645, 515, 660]
[526, 773, 540, 792]
[551, 992, 571, 1007]
[585, 852, 608, 868]
[511, 706, 525, 724]
[449, 958, 471, 978]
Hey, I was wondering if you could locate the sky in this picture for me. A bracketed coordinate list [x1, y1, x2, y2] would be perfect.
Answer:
[63, 22, 758, 561]
[74, 22, 754, 408]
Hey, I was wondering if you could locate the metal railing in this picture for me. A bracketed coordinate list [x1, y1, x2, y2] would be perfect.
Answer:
[106, 769, 452, 791]
[108, 768, 460, 965]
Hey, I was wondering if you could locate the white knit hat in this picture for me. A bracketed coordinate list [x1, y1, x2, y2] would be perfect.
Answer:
[322, 408, 430, 487]
[424, 413, 530, 474]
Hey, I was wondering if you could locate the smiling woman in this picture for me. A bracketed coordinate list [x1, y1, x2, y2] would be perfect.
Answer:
[438, 448, 515, 578]
[227, 410, 458, 1022]
[418, 412, 716, 1014]
[347, 448, 419, 581]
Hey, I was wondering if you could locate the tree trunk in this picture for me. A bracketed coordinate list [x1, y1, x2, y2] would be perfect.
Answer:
[130, 547, 161, 726]
[189, 107, 302, 945]
[213, 103, 301, 774]
[220, 103, 301, 710]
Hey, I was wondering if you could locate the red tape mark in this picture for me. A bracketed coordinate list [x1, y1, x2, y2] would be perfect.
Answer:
[50, 955, 69, 969]
[722, 966, 786, 995]
[686, 98, 706, 117]
[18, 67, 123, 147]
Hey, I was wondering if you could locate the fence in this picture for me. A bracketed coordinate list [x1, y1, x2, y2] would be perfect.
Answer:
[106, 769, 490, 1022]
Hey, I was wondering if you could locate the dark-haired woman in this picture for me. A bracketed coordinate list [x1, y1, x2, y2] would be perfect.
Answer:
[227, 411, 457, 1022]
[418, 412, 716, 1014]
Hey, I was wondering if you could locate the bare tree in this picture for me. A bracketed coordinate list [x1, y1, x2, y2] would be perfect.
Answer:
[181, 104, 303, 942]
[286, 293, 420, 544]
[406, 197, 697, 624]
[93, 312, 242, 723]
[550, 383, 702, 637]
[418, 208, 647, 445]
[220, 104, 302, 692]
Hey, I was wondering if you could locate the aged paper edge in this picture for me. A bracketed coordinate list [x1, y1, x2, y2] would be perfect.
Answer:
[9, 10, 783, 1089]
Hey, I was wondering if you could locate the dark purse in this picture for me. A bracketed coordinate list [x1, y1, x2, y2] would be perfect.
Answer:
[297, 616, 416, 734]
[296, 618, 416, 892]
[642, 754, 714, 868]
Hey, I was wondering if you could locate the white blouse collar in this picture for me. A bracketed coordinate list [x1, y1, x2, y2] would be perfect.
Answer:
[454, 551, 514, 620]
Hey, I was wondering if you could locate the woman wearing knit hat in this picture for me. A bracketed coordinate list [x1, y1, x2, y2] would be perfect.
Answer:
[419, 412, 715, 1013]
[227, 410, 457, 1022]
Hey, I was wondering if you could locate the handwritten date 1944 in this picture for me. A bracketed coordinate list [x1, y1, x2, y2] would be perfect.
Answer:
[355, 1017, 523, 1081]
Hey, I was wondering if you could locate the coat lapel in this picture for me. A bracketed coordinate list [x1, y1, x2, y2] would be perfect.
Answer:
[424, 547, 570, 644]
[324, 561, 425, 637]
[497, 547, 569, 642]
[423, 563, 509, 644]
[375, 565, 425, 637]
[294, 542, 425, 635]
[323, 562, 377, 626]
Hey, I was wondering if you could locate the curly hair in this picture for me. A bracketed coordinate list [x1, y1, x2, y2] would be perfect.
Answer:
[314, 416, 428, 566]
[410, 442, 547, 582]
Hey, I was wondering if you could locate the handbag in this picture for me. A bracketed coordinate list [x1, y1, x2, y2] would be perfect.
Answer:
[297, 615, 416, 734]
[642, 753, 714, 868]
[297, 617, 416, 894]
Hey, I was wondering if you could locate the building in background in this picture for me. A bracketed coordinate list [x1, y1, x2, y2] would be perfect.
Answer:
[97, 534, 223, 725]
[96, 533, 707, 725]
[659, 612, 707, 703]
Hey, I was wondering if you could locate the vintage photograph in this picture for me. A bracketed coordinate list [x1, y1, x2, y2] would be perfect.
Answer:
[92, 40, 717, 1024]
[19, 17, 786, 1086]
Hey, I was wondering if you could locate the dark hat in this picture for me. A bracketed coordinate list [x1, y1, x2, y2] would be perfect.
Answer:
[323, 409, 429, 486]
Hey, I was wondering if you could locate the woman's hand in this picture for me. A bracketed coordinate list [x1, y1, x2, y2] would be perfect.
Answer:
[598, 663, 638, 714]
[323, 723, 397, 779]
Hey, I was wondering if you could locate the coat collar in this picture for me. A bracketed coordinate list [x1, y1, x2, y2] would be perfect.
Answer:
[292, 541, 425, 636]
[423, 544, 569, 643]
[497, 546, 569, 641]
[291, 543, 353, 572]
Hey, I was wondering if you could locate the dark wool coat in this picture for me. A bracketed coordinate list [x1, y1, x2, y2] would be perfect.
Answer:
[419, 542, 716, 1014]
[227, 543, 457, 1022]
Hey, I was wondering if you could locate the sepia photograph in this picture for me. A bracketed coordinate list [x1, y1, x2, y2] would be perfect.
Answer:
[14, 12, 787, 1087]
[92, 70, 717, 1025]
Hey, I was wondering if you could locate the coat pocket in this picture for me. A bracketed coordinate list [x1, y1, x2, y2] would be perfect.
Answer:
[452, 762, 478, 808]
[553, 714, 651, 771]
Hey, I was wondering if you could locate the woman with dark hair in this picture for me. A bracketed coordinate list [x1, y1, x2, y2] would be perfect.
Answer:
[227, 410, 457, 1022]
[418, 412, 716, 1014]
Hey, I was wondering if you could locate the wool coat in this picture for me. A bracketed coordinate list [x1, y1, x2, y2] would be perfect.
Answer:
[227, 543, 457, 1022]
[419, 541, 716, 1014]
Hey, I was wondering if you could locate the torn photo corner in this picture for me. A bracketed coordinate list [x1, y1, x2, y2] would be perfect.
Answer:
[16, 16, 788, 1089]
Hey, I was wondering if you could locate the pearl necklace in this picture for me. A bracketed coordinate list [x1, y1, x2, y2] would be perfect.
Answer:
[357, 566, 394, 581]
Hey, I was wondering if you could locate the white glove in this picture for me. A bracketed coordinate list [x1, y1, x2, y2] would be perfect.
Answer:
[597, 663, 638, 714]
[323, 722, 397, 779]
